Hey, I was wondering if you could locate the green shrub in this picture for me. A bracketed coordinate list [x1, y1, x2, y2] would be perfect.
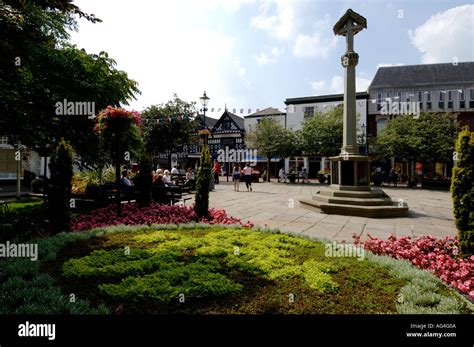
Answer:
[47, 138, 74, 233]
[31, 178, 44, 193]
[451, 128, 474, 256]
[194, 144, 212, 218]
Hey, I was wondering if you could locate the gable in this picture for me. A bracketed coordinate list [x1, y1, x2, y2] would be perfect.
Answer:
[213, 112, 243, 134]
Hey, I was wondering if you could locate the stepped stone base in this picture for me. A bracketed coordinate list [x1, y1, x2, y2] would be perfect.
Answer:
[300, 187, 409, 218]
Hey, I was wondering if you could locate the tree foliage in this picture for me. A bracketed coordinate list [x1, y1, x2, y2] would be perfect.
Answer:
[246, 118, 297, 181]
[140, 94, 198, 159]
[375, 112, 457, 163]
[1, 1, 139, 167]
[451, 128, 474, 256]
[300, 107, 344, 157]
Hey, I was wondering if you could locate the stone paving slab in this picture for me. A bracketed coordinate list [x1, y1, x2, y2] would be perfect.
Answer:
[204, 180, 457, 241]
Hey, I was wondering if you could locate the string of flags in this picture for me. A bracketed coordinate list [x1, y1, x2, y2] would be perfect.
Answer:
[142, 113, 195, 124]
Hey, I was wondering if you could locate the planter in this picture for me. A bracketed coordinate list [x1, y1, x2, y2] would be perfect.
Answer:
[318, 175, 327, 184]
[421, 179, 451, 190]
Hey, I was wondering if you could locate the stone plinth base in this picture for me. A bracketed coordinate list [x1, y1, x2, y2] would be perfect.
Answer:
[299, 184, 409, 218]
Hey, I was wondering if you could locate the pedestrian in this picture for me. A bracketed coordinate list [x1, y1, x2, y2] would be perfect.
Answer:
[301, 168, 308, 183]
[278, 167, 286, 183]
[213, 160, 221, 184]
[232, 165, 241, 191]
[243, 163, 252, 192]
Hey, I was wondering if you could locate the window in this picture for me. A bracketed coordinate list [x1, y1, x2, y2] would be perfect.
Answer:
[459, 89, 465, 109]
[304, 106, 314, 119]
[376, 93, 382, 111]
[448, 91, 453, 109]
[438, 91, 445, 109]
[406, 93, 411, 112]
[397, 92, 402, 110]
[418, 91, 423, 110]
[376, 118, 388, 135]
[426, 91, 432, 110]
[470, 89, 474, 108]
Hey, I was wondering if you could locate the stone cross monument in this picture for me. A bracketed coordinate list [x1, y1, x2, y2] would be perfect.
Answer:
[299, 9, 408, 217]
[329, 9, 370, 190]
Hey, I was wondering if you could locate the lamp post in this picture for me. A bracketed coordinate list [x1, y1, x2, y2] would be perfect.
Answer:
[198, 92, 211, 150]
[200, 91, 209, 127]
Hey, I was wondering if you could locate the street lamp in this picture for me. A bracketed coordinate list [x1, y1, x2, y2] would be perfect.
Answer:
[200, 91, 210, 126]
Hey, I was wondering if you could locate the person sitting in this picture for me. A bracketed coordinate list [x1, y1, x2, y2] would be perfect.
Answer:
[184, 168, 195, 189]
[163, 170, 175, 186]
[121, 170, 133, 187]
[171, 166, 179, 175]
[154, 174, 166, 187]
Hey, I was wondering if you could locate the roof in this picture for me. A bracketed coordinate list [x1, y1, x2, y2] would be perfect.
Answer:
[211, 109, 245, 134]
[369, 62, 474, 89]
[196, 114, 218, 128]
[333, 9, 367, 36]
[223, 110, 244, 129]
[245, 107, 285, 118]
[285, 92, 369, 105]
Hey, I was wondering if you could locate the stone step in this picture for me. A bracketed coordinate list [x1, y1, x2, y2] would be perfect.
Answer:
[312, 194, 394, 206]
[299, 199, 409, 218]
[319, 188, 385, 199]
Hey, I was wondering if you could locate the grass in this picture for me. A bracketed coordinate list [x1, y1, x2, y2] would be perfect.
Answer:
[1, 223, 471, 314]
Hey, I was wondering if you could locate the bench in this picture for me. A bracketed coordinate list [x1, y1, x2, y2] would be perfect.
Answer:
[152, 185, 193, 205]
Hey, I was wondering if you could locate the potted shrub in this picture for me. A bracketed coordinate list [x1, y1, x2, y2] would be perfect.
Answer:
[317, 170, 327, 184]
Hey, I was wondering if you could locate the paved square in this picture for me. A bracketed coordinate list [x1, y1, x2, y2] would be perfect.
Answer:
[204, 180, 457, 242]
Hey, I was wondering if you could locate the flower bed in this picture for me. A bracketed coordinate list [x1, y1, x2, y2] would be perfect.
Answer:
[71, 202, 254, 231]
[353, 234, 473, 299]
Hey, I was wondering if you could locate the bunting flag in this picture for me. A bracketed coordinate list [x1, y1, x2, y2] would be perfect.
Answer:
[142, 113, 195, 124]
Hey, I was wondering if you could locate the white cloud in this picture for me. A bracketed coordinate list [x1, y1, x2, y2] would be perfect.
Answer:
[70, 0, 252, 111]
[250, 0, 296, 40]
[293, 32, 338, 58]
[310, 75, 371, 95]
[255, 46, 284, 65]
[409, 4, 474, 64]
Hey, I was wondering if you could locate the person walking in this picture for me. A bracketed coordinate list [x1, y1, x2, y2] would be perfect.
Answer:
[232, 165, 241, 191]
[243, 163, 252, 192]
[213, 160, 221, 184]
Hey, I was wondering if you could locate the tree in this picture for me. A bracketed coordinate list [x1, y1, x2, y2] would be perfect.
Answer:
[194, 134, 212, 219]
[246, 119, 297, 182]
[1, 1, 139, 168]
[300, 107, 344, 157]
[141, 94, 197, 166]
[375, 113, 457, 184]
[451, 128, 473, 256]
[135, 151, 153, 207]
[47, 138, 73, 233]
[96, 107, 142, 216]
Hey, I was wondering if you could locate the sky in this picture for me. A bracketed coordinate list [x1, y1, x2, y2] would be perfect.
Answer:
[69, 0, 474, 118]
